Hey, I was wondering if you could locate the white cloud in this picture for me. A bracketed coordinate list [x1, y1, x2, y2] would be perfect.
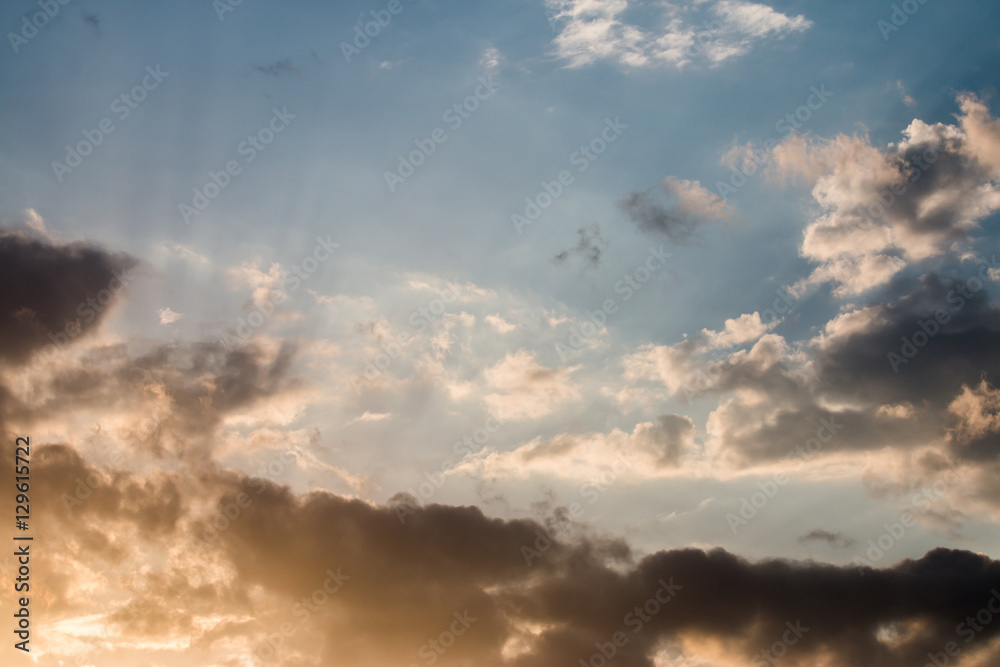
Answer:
[348, 411, 392, 425]
[452, 415, 692, 481]
[546, 0, 811, 69]
[158, 308, 182, 325]
[479, 46, 503, 72]
[700, 312, 775, 350]
[226, 259, 286, 307]
[483, 350, 581, 420]
[485, 314, 518, 333]
[769, 95, 1000, 296]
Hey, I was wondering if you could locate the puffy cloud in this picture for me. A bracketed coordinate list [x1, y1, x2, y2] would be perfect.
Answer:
[483, 350, 581, 420]
[226, 258, 287, 309]
[771, 94, 1000, 296]
[6, 434, 1000, 667]
[700, 312, 776, 350]
[7, 225, 1000, 667]
[453, 413, 692, 481]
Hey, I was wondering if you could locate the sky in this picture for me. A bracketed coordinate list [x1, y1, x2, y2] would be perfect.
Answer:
[1, 0, 1000, 665]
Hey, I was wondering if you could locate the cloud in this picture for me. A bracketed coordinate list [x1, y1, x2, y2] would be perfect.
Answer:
[895, 80, 915, 107]
[158, 308, 182, 325]
[348, 411, 393, 425]
[453, 413, 692, 481]
[798, 529, 855, 548]
[700, 311, 776, 350]
[254, 58, 302, 78]
[485, 314, 518, 333]
[226, 259, 287, 308]
[3, 233, 1000, 666]
[553, 224, 605, 268]
[483, 350, 580, 420]
[546, 0, 811, 69]
[619, 177, 730, 241]
[162, 243, 209, 265]
[8, 432, 1000, 667]
[479, 46, 504, 73]
[0, 230, 136, 365]
[82, 12, 101, 36]
[770, 94, 1000, 296]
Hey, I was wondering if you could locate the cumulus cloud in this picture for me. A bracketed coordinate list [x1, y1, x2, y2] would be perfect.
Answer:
[769, 94, 1000, 296]
[5, 233, 1000, 667]
[482, 350, 581, 420]
[6, 432, 1000, 667]
[454, 413, 692, 481]
[700, 311, 776, 350]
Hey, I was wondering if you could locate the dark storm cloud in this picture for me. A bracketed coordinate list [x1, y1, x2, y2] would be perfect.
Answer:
[191, 473, 1000, 667]
[4, 234, 999, 665]
[691, 268, 1000, 465]
[7, 420, 1000, 667]
[815, 273, 1000, 411]
[0, 228, 301, 460]
[0, 231, 136, 365]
